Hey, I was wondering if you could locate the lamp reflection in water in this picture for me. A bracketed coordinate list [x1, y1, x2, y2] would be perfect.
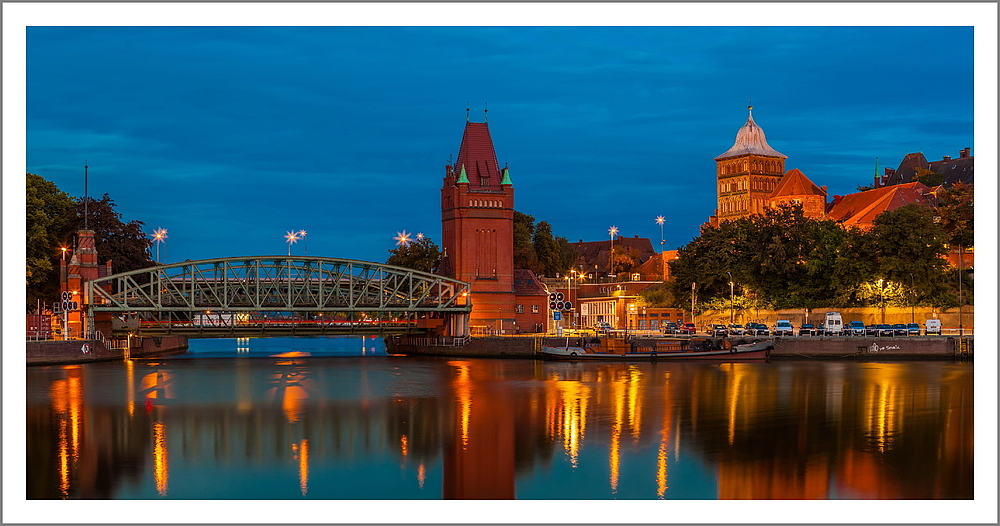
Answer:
[726, 364, 747, 446]
[657, 372, 673, 499]
[626, 365, 643, 441]
[292, 439, 309, 496]
[609, 378, 625, 494]
[50, 366, 83, 499]
[153, 422, 168, 496]
[554, 380, 590, 468]
[448, 361, 472, 450]
[417, 463, 426, 489]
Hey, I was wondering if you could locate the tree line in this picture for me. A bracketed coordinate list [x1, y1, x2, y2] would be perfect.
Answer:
[655, 184, 972, 311]
[26, 173, 154, 311]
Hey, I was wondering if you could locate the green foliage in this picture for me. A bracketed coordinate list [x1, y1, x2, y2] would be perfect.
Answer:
[68, 194, 156, 275]
[26, 174, 75, 310]
[637, 282, 673, 307]
[513, 211, 540, 273]
[668, 203, 955, 310]
[533, 221, 562, 277]
[610, 245, 641, 275]
[386, 236, 441, 273]
[937, 181, 973, 247]
[913, 168, 944, 187]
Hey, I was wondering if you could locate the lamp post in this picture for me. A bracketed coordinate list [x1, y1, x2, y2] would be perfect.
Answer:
[284, 231, 300, 256]
[152, 228, 168, 264]
[909, 273, 915, 324]
[655, 216, 665, 253]
[876, 278, 885, 324]
[608, 226, 618, 280]
[727, 271, 734, 324]
[958, 245, 964, 336]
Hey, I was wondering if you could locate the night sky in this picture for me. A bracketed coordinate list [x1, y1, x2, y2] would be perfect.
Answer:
[15, 5, 987, 269]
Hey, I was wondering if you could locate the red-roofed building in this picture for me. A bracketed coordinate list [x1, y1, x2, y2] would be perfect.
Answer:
[712, 105, 788, 226]
[440, 117, 547, 334]
[570, 236, 657, 279]
[767, 168, 828, 219]
[825, 182, 934, 230]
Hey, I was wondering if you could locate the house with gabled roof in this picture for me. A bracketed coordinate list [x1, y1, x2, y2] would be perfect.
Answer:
[766, 168, 828, 219]
[826, 181, 935, 230]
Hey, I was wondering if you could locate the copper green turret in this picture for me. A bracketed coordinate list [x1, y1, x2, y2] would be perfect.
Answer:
[456, 164, 470, 184]
[500, 166, 512, 185]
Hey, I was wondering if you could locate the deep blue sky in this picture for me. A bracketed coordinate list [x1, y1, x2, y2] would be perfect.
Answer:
[23, 22, 976, 266]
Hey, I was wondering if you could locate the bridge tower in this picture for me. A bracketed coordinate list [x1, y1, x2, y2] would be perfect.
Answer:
[440, 118, 516, 332]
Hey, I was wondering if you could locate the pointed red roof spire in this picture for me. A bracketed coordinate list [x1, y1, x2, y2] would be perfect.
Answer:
[454, 120, 501, 189]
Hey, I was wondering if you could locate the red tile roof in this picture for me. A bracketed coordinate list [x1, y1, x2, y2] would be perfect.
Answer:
[769, 168, 827, 198]
[571, 236, 657, 273]
[513, 269, 548, 296]
[826, 182, 933, 229]
[454, 122, 502, 190]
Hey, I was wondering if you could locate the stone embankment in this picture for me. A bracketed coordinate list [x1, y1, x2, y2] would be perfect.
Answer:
[386, 334, 972, 360]
[26, 336, 189, 366]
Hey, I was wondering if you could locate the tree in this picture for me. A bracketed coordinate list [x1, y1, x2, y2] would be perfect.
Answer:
[66, 194, 156, 275]
[913, 167, 944, 187]
[26, 174, 75, 310]
[937, 181, 973, 247]
[513, 211, 540, 273]
[385, 236, 441, 273]
[532, 221, 562, 277]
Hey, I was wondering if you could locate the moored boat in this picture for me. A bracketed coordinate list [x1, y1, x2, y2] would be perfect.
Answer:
[541, 339, 773, 361]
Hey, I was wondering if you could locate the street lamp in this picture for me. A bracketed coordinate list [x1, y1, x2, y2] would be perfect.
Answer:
[727, 271, 734, 324]
[608, 226, 618, 279]
[151, 228, 168, 264]
[876, 278, 885, 324]
[284, 230, 300, 256]
[298, 230, 308, 256]
[655, 216, 665, 253]
[909, 273, 915, 324]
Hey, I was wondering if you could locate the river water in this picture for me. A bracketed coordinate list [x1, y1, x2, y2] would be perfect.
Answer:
[26, 336, 973, 507]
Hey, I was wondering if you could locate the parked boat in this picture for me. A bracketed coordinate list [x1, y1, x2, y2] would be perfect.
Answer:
[541, 339, 773, 361]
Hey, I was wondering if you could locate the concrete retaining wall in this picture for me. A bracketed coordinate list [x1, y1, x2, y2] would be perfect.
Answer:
[769, 336, 972, 359]
[26, 336, 189, 366]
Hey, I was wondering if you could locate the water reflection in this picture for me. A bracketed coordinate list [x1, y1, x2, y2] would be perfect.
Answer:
[26, 355, 973, 500]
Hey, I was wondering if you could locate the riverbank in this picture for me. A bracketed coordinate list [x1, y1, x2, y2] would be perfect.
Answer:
[26, 336, 189, 366]
[386, 334, 972, 360]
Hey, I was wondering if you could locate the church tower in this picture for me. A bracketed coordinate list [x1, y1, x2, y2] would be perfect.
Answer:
[441, 117, 516, 331]
[714, 106, 787, 222]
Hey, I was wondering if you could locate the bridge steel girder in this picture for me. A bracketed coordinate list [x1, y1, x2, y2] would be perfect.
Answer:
[85, 256, 471, 334]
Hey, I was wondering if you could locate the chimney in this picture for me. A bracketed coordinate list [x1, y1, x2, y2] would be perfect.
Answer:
[960, 148, 970, 158]
[942, 156, 951, 161]
[820, 185, 827, 195]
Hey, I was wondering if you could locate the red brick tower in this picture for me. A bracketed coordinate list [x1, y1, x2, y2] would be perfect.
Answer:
[60, 229, 113, 337]
[441, 118, 516, 331]
[714, 106, 787, 223]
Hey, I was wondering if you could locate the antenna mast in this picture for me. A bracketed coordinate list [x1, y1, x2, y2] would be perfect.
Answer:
[84, 161, 89, 230]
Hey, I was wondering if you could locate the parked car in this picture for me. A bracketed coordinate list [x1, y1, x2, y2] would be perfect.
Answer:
[824, 312, 844, 336]
[892, 323, 908, 336]
[848, 321, 866, 336]
[593, 322, 613, 334]
[773, 320, 794, 336]
[906, 322, 921, 336]
[747, 322, 770, 336]
[661, 322, 678, 334]
[865, 324, 881, 337]
[798, 323, 817, 336]
[877, 324, 894, 337]
[711, 324, 729, 337]
[925, 319, 942, 335]
[728, 324, 746, 336]
[678, 323, 697, 335]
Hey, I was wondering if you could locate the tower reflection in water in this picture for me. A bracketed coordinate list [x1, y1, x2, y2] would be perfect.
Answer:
[26, 358, 972, 500]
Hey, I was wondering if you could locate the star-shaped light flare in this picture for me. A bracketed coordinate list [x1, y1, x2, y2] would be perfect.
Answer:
[394, 230, 413, 247]
[284, 231, 300, 255]
[655, 216, 665, 226]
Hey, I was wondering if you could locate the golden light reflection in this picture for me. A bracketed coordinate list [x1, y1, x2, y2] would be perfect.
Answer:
[626, 365, 643, 441]
[153, 422, 168, 496]
[727, 366, 745, 446]
[557, 381, 590, 468]
[657, 374, 673, 499]
[872, 380, 897, 452]
[293, 439, 309, 496]
[448, 361, 472, 450]
[126, 359, 135, 417]
[400, 434, 409, 458]
[609, 379, 625, 494]
[417, 462, 426, 489]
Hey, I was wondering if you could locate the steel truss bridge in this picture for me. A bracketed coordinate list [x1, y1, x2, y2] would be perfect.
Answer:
[86, 256, 471, 337]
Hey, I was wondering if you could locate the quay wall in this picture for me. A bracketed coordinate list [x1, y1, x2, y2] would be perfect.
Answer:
[26, 336, 189, 366]
[388, 334, 970, 360]
[698, 306, 975, 332]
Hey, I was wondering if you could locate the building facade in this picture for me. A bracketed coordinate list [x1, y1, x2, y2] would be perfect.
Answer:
[439, 118, 549, 333]
[712, 106, 787, 224]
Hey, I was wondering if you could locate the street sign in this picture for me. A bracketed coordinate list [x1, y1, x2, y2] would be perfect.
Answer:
[553, 311, 562, 321]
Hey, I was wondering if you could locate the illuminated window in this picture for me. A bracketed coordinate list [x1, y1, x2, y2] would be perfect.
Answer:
[515, 304, 524, 314]
[531, 305, 539, 314]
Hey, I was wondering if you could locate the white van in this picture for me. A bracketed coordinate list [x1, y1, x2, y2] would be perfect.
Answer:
[925, 319, 942, 335]
[824, 312, 844, 335]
